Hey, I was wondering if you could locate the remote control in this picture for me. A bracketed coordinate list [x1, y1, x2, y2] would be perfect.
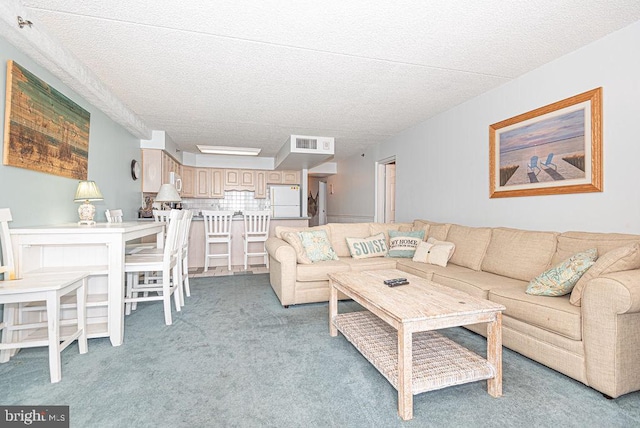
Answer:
[383, 278, 407, 285]
[388, 280, 409, 287]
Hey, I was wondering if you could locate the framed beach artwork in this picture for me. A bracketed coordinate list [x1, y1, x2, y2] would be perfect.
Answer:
[3, 60, 90, 180]
[489, 87, 602, 198]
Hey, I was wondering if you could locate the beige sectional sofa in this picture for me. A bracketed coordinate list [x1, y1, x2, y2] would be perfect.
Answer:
[265, 220, 640, 399]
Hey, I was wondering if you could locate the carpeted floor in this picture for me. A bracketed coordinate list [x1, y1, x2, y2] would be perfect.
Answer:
[2, 274, 639, 427]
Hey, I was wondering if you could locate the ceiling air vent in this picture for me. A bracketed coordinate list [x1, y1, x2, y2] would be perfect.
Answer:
[275, 135, 335, 170]
[295, 137, 318, 150]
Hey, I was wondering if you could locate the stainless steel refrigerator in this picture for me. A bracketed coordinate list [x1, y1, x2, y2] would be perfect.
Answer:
[270, 185, 301, 217]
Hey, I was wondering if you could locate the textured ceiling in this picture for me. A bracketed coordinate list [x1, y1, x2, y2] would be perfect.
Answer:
[17, 1, 640, 159]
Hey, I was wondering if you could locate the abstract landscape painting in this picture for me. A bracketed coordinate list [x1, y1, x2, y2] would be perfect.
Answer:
[489, 88, 602, 198]
[3, 60, 90, 180]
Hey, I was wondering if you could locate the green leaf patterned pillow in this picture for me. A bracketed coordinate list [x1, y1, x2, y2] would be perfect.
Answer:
[526, 248, 597, 296]
[298, 230, 339, 262]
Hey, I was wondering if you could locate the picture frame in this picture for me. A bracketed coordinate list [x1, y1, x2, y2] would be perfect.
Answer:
[3, 60, 90, 180]
[489, 88, 602, 198]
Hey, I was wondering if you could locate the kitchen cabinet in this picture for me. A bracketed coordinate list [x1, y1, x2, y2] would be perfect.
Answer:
[266, 171, 282, 184]
[266, 170, 300, 184]
[255, 171, 267, 198]
[181, 166, 196, 198]
[282, 171, 301, 184]
[210, 169, 224, 198]
[195, 168, 210, 198]
[225, 169, 255, 191]
[142, 149, 181, 193]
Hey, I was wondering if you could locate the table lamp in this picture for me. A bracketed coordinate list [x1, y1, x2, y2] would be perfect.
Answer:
[155, 184, 181, 209]
[74, 180, 104, 225]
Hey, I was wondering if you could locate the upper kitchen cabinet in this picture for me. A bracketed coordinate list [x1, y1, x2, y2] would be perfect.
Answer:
[255, 171, 267, 198]
[225, 169, 255, 191]
[210, 169, 224, 198]
[266, 170, 301, 184]
[181, 166, 196, 198]
[282, 171, 301, 184]
[142, 149, 181, 193]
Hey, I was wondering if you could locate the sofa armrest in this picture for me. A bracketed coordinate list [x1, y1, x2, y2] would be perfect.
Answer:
[265, 237, 297, 306]
[582, 269, 640, 397]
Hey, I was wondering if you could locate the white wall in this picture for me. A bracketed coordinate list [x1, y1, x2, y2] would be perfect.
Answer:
[0, 36, 142, 227]
[330, 20, 640, 234]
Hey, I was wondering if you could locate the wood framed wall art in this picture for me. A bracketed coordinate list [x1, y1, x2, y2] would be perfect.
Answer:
[3, 60, 90, 180]
[489, 88, 602, 198]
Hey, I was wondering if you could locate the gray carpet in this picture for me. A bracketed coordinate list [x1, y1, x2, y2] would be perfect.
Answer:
[2, 274, 639, 427]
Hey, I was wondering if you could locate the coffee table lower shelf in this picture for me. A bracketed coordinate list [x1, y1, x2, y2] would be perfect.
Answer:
[333, 311, 496, 395]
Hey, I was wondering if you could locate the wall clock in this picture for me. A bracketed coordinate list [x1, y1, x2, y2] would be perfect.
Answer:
[131, 159, 141, 180]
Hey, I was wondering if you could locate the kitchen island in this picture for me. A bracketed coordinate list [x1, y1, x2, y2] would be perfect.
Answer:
[187, 216, 309, 269]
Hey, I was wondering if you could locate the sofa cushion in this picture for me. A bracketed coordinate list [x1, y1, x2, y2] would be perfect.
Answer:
[489, 286, 582, 341]
[346, 233, 388, 259]
[340, 257, 398, 272]
[388, 230, 425, 258]
[445, 224, 492, 271]
[296, 260, 351, 282]
[298, 230, 339, 262]
[369, 223, 412, 247]
[413, 219, 450, 241]
[281, 231, 312, 264]
[570, 242, 640, 306]
[552, 231, 640, 265]
[328, 223, 371, 257]
[275, 224, 330, 240]
[412, 239, 455, 267]
[526, 249, 597, 296]
[433, 269, 528, 300]
[481, 228, 558, 281]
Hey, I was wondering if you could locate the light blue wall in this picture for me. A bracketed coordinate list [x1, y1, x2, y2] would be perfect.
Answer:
[329, 20, 640, 234]
[0, 35, 142, 227]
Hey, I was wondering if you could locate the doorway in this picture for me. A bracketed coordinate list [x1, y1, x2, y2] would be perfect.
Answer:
[318, 182, 327, 225]
[376, 157, 396, 223]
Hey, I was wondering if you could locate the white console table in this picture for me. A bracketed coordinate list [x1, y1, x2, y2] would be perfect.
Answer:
[10, 222, 165, 346]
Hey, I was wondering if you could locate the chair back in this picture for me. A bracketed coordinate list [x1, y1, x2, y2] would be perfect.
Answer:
[529, 156, 538, 167]
[202, 210, 234, 238]
[153, 210, 172, 223]
[243, 210, 271, 238]
[163, 210, 185, 263]
[105, 209, 124, 223]
[178, 210, 194, 253]
[0, 208, 16, 280]
[544, 153, 554, 164]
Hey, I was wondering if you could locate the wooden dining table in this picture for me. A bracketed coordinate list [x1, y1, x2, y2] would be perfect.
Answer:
[9, 221, 165, 346]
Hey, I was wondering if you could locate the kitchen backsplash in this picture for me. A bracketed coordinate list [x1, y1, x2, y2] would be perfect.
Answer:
[182, 191, 270, 215]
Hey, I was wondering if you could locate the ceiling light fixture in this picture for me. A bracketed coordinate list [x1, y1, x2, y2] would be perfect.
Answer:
[197, 145, 261, 156]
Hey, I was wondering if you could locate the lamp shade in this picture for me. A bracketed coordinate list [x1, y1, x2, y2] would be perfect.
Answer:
[155, 184, 182, 203]
[74, 180, 104, 202]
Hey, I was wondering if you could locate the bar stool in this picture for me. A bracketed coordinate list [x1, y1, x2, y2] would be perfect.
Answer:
[242, 210, 271, 270]
[202, 210, 234, 272]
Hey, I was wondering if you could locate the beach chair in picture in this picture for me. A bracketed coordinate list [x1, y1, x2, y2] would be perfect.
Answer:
[527, 156, 541, 175]
[540, 153, 557, 170]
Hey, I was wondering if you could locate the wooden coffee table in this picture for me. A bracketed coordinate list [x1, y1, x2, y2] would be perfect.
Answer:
[328, 269, 505, 421]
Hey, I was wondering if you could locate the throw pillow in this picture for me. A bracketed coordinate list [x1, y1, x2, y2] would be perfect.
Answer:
[298, 230, 339, 262]
[346, 233, 388, 259]
[526, 249, 597, 297]
[281, 231, 312, 264]
[412, 238, 456, 267]
[570, 242, 640, 306]
[387, 230, 425, 258]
